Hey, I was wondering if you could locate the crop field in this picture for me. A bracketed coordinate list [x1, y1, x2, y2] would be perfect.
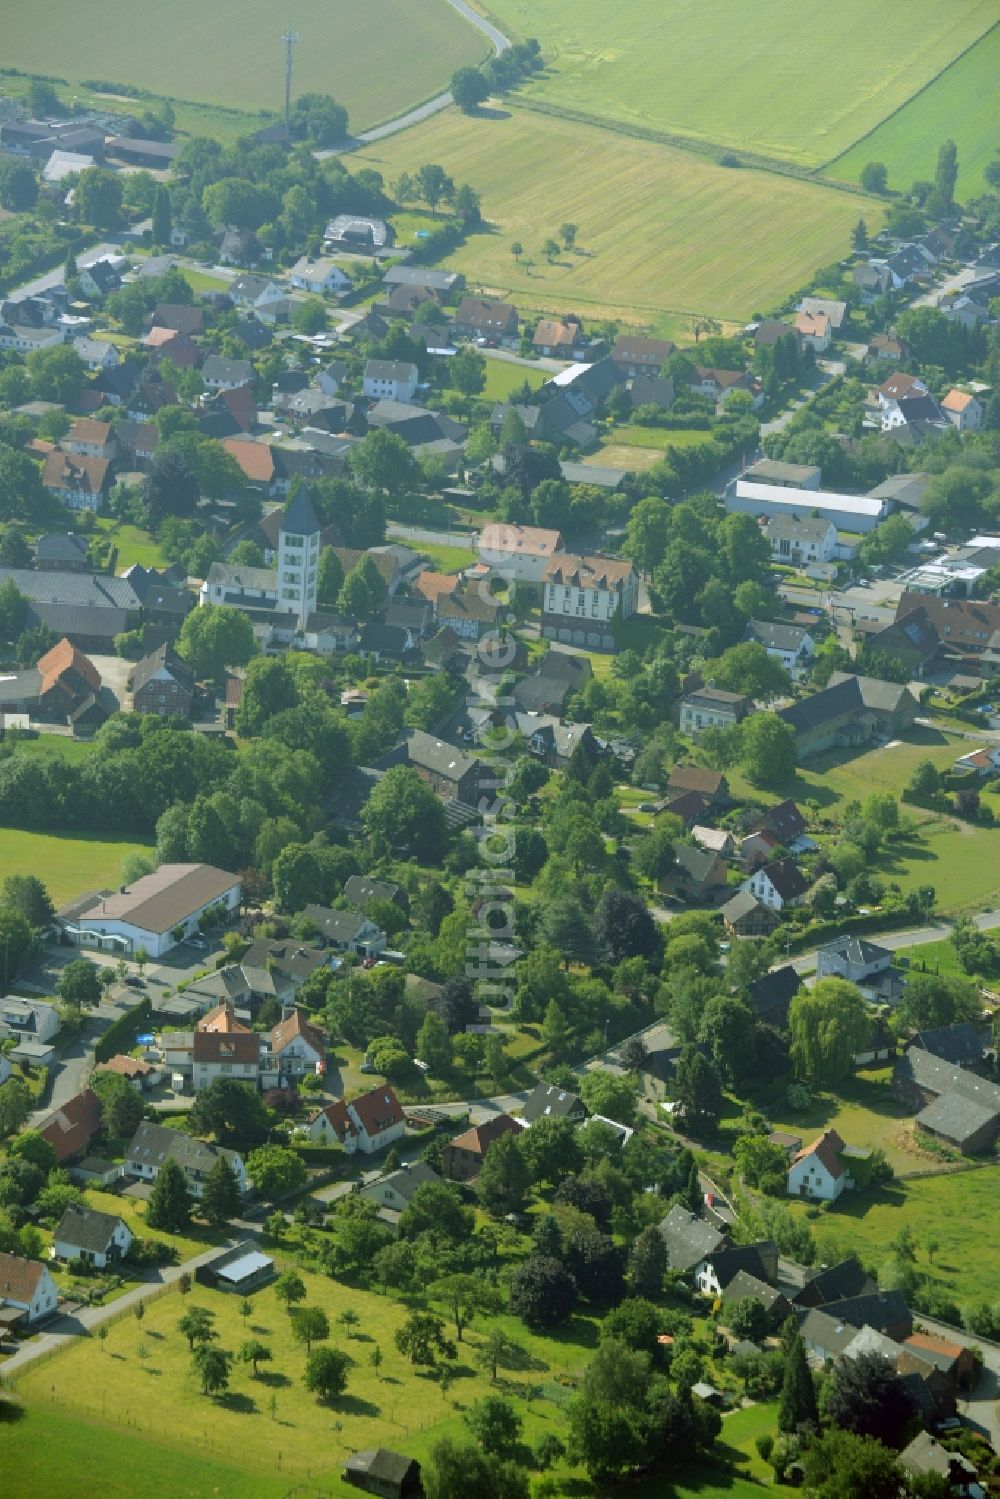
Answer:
[2, 0, 487, 133]
[828, 22, 1000, 196]
[352, 109, 883, 321]
[478, 0, 997, 167]
[0, 829, 154, 906]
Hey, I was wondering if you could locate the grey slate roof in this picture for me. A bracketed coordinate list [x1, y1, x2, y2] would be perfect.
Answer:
[35, 533, 89, 566]
[201, 355, 254, 385]
[916, 1090, 1000, 1146]
[913, 1022, 988, 1068]
[126, 1120, 242, 1179]
[657, 1204, 725, 1271]
[745, 965, 801, 1019]
[0, 569, 139, 610]
[702, 1244, 771, 1289]
[522, 1081, 586, 1123]
[795, 1257, 874, 1306]
[797, 1306, 861, 1357]
[343, 875, 404, 912]
[721, 1270, 789, 1311]
[281, 487, 319, 537]
[822, 1289, 912, 1336]
[747, 619, 811, 653]
[54, 1203, 124, 1253]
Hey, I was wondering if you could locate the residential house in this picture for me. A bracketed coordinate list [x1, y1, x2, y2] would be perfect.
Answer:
[787, 1129, 863, 1201]
[740, 857, 809, 911]
[721, 890, 780, 938]
[532, 317, 588, 358]
[854, 263, 892, 302]
[746, 619, 815, 673]
[72, 335, 119, 371]
[899, 1432, 981, 1496]
[453, 297, 519, 344]
[691, 826, 735, 859]
[695, 1243, 776, 1296]
[380, 728, 486, 808]
[0, 995, 60, 1044]
[739, 828, 783, 871]
[130, 643, 196, 718]
[797, 1307, 864, 1362]
[94, 1053, 158, 1090]
[58, 862, 241, 958]
[34, 532, 90, 572]
[666, 766, 728, 805]
[893, 1048, 1000, 1154]
[382, 266, 462, 295]
[325, 214, 394, 252]
[897, 592, 1000, 663]
[522, 1081, 588, 1125]
[913, 1023, 988, 1070]
[357, 1162, 442, 1217]
[900, 1332, 979, 1391]
[443, 1114, 521, 1182]
[269, 1007, 327, 1080]
[721, 1271, 792, 1328]
[298, 905, 386, 957]
[76, 258, 123, 301]
[866, 330, 910, 362]
[192, 1029, 262, 1092]
[432, 584, 504, 643]
[201, 355, 255, 392]
[228, 273, 283, 311]
[816, 936, 900, 1000]
[658, 844, 728, 903]
[792, 1256, 876, 1309]
[794, 310, 832, 350]
[343, 1448, 421, 1499]
[690, 367, 763, 409]
[954, 744, 1000, 777]
[763, 514, 838, 566]
[797, 297, 847, 330]
[33, 637, 104, 726]
[0, 1253, 59, 1326]
[53, 1204, 132, 1268]
[477, 522, 565, 585]
[680, 687, 755, 737]
[309, 1084, 406, 1154]
[112, 419, 157, 467]
[288, 256, 350, 295]
[610, 334, 674, 376]
[38, 1087, 103, 1163]
[363, 359, 418, 404]
[940, 388, 983, 433]
[42, 450, 111, 512]
[942, 294, 991, 330]
[778, 672, 919, 758]
[125, 1121, 248, 1198]
[657, 1204, 727, 1272]
[822, 1290, 913, 1343]
[539, 551, 638, 649]
[746, 966, 801, 1029]
[342, 876, 409, 917]
[754, 799, 809, 848]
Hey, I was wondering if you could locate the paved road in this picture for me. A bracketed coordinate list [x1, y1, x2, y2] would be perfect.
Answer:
[787, 907, 1000, 976]
[387, 521, 477, 549]
[317, 0, 510, 157]
[11, 221, 152, 300]
[482, 347, 567, 374]
[760, 359, 843, 437]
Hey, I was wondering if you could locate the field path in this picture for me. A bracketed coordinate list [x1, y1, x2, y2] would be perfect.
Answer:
[318, 0, 510, 156]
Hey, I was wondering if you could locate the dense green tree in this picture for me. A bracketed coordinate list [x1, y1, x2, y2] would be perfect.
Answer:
[74, 167, 124, 229]
[463, 1394, 521, 1456]
[177, 604, 255, 681]
[627, 1227, 667, 1300]
[190, 1077, 270, 1146]
[801, 1429, 905, 1499]
[0, 159, 38, 211]
[451, 65, 489, 112]
[178, 1304, 216, 1351]
[246, 1145, 307, 1200]
[289, 92, 348, 146]
[147, 1157, 193, 1232]
[291, 1305, 330, 1354]
[674, 1045, 722, 1133]
[476, 1131, 530, 1215]
[779, 1328, 818, 1432]
[699, 994, 757, 1084]
[27, 345, 86, 403]
[398, 1181, 473, 1243]
[152, 184, 172, 245]
[199, 1156, 242, 1227]
[90, 1069, 144, 1139]
[274, 1269, 307, 1311]
[509, 1255, 577, 1327]
[422, 1437, 529, 1499]
[595, 888, 660, 963]
[740, 712, 796, 787]
[860, 162, 888, 193]
[789, 979, 870, 1086]
[362, 765, 448, 861]
[430, 1274, 503, 1343]
[1, 875, 54, 930]
[823, 1350, 916, 1447]
[394, 1310, 456, 1366]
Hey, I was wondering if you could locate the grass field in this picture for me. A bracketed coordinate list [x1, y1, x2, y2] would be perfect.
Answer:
[4, 735, 96, 763]
[606, 426, 712, 451]
[92, 518, 169, 570]
[0, 830, 154, 906]
[351, 107, 884, 321]
[828, 22, 1000, 195]
[2, 0, 487, 134]
[481, 359, 548, 402]
[479, 0, 997, 167]
[413, 540, 477, 572]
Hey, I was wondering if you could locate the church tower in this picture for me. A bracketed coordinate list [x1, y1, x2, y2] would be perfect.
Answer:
[277, 487, 320, 629]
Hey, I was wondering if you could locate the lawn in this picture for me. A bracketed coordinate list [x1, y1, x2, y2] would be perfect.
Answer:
[589, 443, 665, 473]
[0, 829, 154, 906]
[480, 0, 998, 167]
[787, 1165, 1000, 1311]
[481, 358, 548, 402]
[178, 268, 232, 294]
[92, 518, 169, 570]
[607, 426, 712, 451]
[350, 107, 884, 322]
[412, 540, 477, 572]
[2, 0, 488, 133]
[880, 821, 1000, 915]
[828, 22, 1000, 194]
[3, 735, 96, 764]
[902, 937, 963, 978]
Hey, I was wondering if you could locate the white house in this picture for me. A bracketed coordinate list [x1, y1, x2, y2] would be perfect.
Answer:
[228, 274, 284, 313]
[787, 1129, 856, 1202]
[0, 322, 64, 353]
[73, 335, 119, 370]
[54, 1204, 133, 1268]
[363, 359, 418, 404]
[740, 857, 809, 911]
[746, 619, 815, 674]
[289, 256, 350, 295]
[356, 1161, 442, 1214]
[954, 744, 1000, 777]
[541, 552, 638, 650]
[940, 389, 983, 433]
[477, 522, 566, 585]
[269, 1007, 327, 1080]
[59, 863, 241, 958]
[201, 356, 255, 392]
[794, 310, 832, 351]
[0, 995, 60, 1044]
[0, 1252, 59, 1324]
[764, 514, 838, 566]
[125, 1121, 248, 1198]
[308, 1084, 406, 1154]
[191, 1029, 262, 1092]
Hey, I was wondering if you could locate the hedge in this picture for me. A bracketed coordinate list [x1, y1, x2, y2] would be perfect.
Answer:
[784, 907, 937, 955]
[94, 997, 152, 1063]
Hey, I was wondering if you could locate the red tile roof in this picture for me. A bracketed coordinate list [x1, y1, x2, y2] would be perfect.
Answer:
[793, 1128, 846, 1180]
[0, 1250, 49, 1305]
[222, 438, 274, 484]
[94, 1054, 154, 1080]
[349, 1084, 404, 1140]
[314, 1098, 355, 1145]
[197, 1001, 251, 1034]
[192, 1030, 261, 1065]
[39, 1088, 102, 1162]
[36, 637, 101, 695]
[447, 1113, 520, 1159]
[270, 1007, 326, 1058]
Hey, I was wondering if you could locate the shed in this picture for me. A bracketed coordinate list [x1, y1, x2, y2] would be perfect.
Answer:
[195, 1240, 275, 1292]
[343, 1448, 421, 1498]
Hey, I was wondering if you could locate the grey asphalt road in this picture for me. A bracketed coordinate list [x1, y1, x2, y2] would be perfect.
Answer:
[317, 0, 510, 157]
[788, 907, 1000, 976]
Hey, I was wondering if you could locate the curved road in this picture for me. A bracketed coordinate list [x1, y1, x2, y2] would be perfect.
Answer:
[318, 0, 511, 156]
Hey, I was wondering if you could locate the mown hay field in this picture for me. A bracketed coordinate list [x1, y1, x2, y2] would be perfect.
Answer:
[352, 107, 884, 321]
[478, 0, 998, 166]
[1, 0, 487, 133]
[828, 22, 1000, 196]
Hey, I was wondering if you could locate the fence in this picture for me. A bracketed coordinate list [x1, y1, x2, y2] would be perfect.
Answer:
[3, 1275, 179, 1388]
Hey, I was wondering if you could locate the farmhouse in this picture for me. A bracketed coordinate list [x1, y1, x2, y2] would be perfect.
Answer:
[611, 334, 675, 376]
[787, 1129, 863, 1202]
[740, 858, 809, 911]
[130, 643, 196, 718]
[53, 1204, 132, 1268]
[746, 619, 814, 672]
[658, 1205, 727, 1272]
[42, 451, 111, 513]
[58, 863, 241, 957]
[892, 1048, 1000, 1154]
[477, 522, 565, 584]
[721, 890, 780, 938]
[0, 1252, 59, 1326]
[38, 1088, 103, 1163]
[778, 672, 919, 758]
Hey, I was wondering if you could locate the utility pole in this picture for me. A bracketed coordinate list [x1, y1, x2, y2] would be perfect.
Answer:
[282, 25, 298, 139]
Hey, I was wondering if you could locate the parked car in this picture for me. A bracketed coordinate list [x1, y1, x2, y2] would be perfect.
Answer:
[124, 976, 145, 989]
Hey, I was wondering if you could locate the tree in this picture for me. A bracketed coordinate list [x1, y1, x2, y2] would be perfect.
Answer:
[860, 162, 888, 193]
[417, 1010, 453, 1074]
[248, 1145, 307, 1201]
[908, 759, 940, 796]
[316, 546, 344, 607]
[476, 1130, 530, 1215]
[450, 347, 487, 396]
[623, 495, 671, 575]
[430, 1274, 502, 1343]
[510, 240, 523, 262]
[733, 1133, 788, 1195]
[518, 1115, 582, 1187]
[542, 237, 560, 263]
[199, 1156, 242, 1228]
[152, 184, 172, 246]
[579, 1069, 638, 1126]
[291, 1306, 330, 1354]
[239, 1338, 272, 1377]
[363, 765, 448, 861]
[292, 298, 327, 336]
[190, 1076, 270, 1146]
[852, 217, 869, 251]
[289, 92, 348, 146]
[801, 1429, 905, 1499]
[178, 1305, 216, 1351]
[422, 1437, 529, 1499]
[789, 979, 870, 1086]
[541, 895, 597, 969]
[0, 159, 38, 212]
[674, 1045, 722, 1132]
[55, 957, 101, 1008]
[0, 907, 32, 993]
[451, 66, 489, 112]
[508, 1255, 577, 1328]
[708, 642, 790, 700]
[740, 713, 796, 787]
[699, 994, 757, 1084]
[303, 1343, 352, 1402]
[594, 888, 660, 963]
[147, 1157, 192, 1232]
[633, 822, 676, 882]
[935, 138, 959, 209]
[398, 1181, 473, 1244]
[9, 1130, 56, 1174]
[27, 345, 86, 404]
[74, 168, 124, 229]
[394, 1310, 456, 1367]
[193, 1343, 232, 1397]
[274, 1270, 307, 1312]
[177, 604, 256, 683]
[143, 448, 199, 525]
[464, 1395, 522, 1456]
[779, 1328, 818, 1432]
[824, 1350, 916, 1447]
[724, 1296, 771, 1342]
[90, 1069, 144, 1139]
[349, 427, 417, 498]
[560, 222, 578, 251]
[627, 1226, 667, 1300]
